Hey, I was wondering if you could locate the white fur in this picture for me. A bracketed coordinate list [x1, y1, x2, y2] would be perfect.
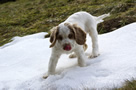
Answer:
[43, 11, 110, 78]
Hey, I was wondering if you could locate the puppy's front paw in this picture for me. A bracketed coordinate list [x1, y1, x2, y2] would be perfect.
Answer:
[43, 73, 48, 79]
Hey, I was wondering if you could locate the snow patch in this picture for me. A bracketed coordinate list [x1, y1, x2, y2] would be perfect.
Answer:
[0, 23, 136, 89]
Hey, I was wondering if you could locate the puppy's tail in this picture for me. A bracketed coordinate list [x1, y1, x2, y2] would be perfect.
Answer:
[94, 13, 110, 24]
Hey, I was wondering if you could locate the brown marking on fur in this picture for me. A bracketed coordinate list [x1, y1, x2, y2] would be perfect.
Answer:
[73, 24, 86, 45]
[65, 23, 86, 45]
[50, 26, 59, 48]
[83, 43, 88, 51]
[68, 32, 75, 40]
[57, 35, 63, 41]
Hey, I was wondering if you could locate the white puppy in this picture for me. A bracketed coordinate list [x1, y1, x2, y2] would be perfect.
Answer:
[43, 11, 110, 78]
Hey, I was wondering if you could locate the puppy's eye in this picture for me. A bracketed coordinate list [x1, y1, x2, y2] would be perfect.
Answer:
[68, 34, 74, 39]
[57, 35, 63, 41]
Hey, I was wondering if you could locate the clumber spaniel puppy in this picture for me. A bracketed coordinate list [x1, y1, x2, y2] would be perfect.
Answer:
[43, 11, 109, 78]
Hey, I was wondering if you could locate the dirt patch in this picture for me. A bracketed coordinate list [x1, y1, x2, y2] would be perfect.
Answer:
[98, 16, 136, 34]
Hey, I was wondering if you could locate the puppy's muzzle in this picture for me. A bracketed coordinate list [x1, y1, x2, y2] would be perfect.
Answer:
[63, 43, 72, 51]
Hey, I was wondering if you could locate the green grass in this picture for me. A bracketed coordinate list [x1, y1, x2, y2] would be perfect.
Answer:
[115, 80, 136, 90]
[0, 0, 136, 46]
[0, 0, 136, 89]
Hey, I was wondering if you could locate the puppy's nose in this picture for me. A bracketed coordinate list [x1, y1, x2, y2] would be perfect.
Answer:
[63, 43, 72, 51]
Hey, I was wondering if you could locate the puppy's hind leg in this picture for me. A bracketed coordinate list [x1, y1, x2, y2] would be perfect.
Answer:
[88, 26, 100, 58]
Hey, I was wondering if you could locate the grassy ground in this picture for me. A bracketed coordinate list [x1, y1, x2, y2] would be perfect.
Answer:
[0, 0, 136, 89]
[115, 80, 136, 90]
[0, 0, 136, 46]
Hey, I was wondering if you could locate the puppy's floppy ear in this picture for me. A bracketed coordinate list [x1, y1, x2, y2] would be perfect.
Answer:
[65, 23, 86, 45]
[50, 26, 59, 48]
[73, 24, 86, 45]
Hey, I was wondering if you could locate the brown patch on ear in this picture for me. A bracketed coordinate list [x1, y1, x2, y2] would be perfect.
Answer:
[73, 24, 86, 45]
[65, 23, 86, 45]
[50, 26, 59, 48]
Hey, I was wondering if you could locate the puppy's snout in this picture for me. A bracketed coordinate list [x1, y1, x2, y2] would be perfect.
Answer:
[63, 43, 72, 51]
